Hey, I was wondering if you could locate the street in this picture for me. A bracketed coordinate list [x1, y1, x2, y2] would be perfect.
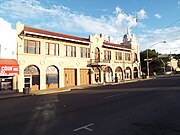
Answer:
[0, 76, 180, 135]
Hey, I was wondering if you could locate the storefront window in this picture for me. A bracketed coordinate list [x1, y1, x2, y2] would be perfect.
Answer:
[0, 77, 13, 91]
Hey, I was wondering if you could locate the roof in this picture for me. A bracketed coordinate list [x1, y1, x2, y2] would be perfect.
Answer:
[0, 59, 19, 66]
[24, 26, 90, 44]
[103, 41, 131, 50]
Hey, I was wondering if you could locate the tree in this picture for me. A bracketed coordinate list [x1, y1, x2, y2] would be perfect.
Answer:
[140, 49, 166, 75]
[173, 54, 180, 68]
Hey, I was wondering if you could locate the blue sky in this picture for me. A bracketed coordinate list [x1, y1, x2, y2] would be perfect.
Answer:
[0, 0, 180, 58]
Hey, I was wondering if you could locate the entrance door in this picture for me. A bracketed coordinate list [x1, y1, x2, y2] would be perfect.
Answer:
[24, 77, 31, 88]
[94, 67, 101, 83]
[80, 69, 91, 85]
[64, 69, 77, 87]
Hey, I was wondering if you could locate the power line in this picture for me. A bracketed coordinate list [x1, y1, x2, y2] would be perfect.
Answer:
[165, 18, 180, 28]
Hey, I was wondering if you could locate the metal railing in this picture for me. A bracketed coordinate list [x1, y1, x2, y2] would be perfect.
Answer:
[90, 59, 111, 65]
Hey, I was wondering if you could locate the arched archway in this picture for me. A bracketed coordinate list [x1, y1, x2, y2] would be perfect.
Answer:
[24, 65, 40, 90]
[94, 67, 101, 83]
[125, 67, 132, 80]
[133, 67, 138, 79]
[46, 65, 59, 89]
[94, 47, 100, 62]
[115, 67, 123, 82]
[104, 66, 113, 82]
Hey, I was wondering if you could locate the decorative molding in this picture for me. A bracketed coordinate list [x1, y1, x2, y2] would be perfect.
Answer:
[40, 60, 45, 65]
[19, 59, 25, 65]
[59, 61, 64, 66]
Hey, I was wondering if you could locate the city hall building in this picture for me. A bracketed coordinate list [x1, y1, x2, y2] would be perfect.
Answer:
[16, 22, 141, 92]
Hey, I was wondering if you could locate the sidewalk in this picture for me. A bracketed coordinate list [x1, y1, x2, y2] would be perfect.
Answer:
[0, 90, 31, 100]
[0, 78, 147, 100]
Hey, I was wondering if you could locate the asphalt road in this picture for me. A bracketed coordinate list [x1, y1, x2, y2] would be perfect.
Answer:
[0, 76, 180, 135]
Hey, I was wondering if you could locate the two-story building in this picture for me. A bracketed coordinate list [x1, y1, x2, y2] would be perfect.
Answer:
[16, 22, 141, 92]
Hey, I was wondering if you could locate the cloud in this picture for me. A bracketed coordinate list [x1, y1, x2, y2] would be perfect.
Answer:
[0, 18, 16, 58]
[178, 1, 180, 8]
[137, 9, 148, 20]
[0, 0, 147, 42]
[154, 13, 161, 19]
[139, 27, 180, 54]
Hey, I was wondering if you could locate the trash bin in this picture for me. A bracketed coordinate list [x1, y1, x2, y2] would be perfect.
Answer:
[23, 87, 31, 94]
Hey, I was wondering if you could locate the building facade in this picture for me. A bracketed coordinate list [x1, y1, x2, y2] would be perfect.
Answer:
[0, 59, 19, 91]
[16, 22, 141, 92]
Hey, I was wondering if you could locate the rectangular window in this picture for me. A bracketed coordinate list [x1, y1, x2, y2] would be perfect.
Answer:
[80, 47, 90, 58]
[46, 42, 59, 56]
[125, 53, 131, 61]
[64, 45, 76, 57]
[104, 50, 111, 60]
[24, 39, 40, 54]
[115, 52, 122, 60]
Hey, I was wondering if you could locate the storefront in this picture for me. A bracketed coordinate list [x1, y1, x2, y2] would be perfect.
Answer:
[0, 59, 19, 91]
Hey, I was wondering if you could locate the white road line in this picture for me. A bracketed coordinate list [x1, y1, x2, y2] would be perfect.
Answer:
[73, 123, 94, 132]
[104, 92, 128, 99]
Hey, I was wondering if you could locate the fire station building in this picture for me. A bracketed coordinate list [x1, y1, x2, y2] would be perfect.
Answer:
[16, 22, 141, 92]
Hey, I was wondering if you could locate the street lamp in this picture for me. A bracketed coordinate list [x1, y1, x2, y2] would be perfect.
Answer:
[146, 41, 166, 78]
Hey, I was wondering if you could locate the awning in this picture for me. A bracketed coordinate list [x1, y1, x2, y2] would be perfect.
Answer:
[0, 59, 19, 76]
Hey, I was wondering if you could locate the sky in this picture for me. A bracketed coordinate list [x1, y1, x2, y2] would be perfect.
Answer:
[0, 0, 180, 58]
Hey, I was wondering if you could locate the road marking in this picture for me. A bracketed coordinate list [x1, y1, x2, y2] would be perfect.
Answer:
[104, 92, 128, 99]
[73, 123, 94, 132]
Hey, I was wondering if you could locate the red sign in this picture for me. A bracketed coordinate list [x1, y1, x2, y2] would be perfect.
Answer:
[0, 65, 19, 76]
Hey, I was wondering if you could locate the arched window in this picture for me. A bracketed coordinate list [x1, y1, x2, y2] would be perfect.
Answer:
[24, 65, 40, 90]
[46, 66, 59, 88]
[94, 47, 100, 62]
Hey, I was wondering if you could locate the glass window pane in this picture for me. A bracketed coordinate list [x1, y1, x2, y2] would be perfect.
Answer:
[36, 42, 40, 54]
[32, 75, 39, 85]
[46, 43, 49, 55]
[46, 75, 58, 84]
[87, 48, 90, 58]
[80, 48, 83, 57]
[29, 41, 35, 53]
[64, 46, 67, 56]
[50, 43, 55, 55]
[56, 44, 59, 56]
[74, 46, 76, 57]
[24, 40, 28, 53]
[68, 46, 71, 56]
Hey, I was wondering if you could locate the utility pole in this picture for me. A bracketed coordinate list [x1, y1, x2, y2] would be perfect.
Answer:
[146, 41, 166, 78]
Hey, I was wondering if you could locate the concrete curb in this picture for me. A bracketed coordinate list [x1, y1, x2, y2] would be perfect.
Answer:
[0, 93, 33, 100]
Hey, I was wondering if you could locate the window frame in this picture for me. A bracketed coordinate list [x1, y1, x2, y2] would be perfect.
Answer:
[125, 53, 131, 61]
[46, 42, 59, 56]
[104, 50, 111, 60]
[64, 45, 76, 57]
[24, 39, 40, 54]
[80, 47, 90, 58]
[115, 52, 122, 60]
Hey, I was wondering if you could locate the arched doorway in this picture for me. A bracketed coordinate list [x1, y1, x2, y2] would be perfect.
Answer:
[94, 67, 101, 83]
[24, 65, 40, 90]
[133, 67, 138, 79]
[46, 66, 59, 89]
[104, 66, 113, 82]
[125, 67, 132, 80]
[115, 67, 123, 82]
[94, 47, 100, 62]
